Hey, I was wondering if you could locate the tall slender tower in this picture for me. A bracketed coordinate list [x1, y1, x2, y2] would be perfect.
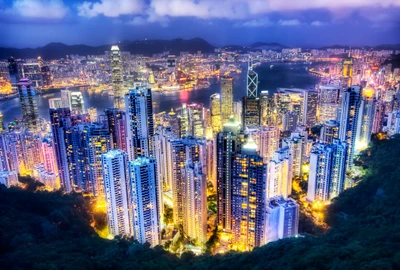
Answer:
[339, 86, 362, 170]
[231, 137, 266, 250]
[129, 157, 160, 246]
[246, 61, 258, 98]
[102, 150, 131, 236]
[104, 108, 127, 151]
[110, 46, 124, 109]
[210, 93, 222, 134]
[17, 78, 39, 131]
[220, 76, 233, 125]
[125, 87, 154, 160]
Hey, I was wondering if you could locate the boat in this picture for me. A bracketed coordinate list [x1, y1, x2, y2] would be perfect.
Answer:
[270, 65, 274, 69]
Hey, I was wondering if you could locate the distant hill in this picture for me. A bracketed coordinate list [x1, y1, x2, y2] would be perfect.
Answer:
[319, 44, 400, 50]
[249, 42, 288, 50]
[0, 38, 216, 60]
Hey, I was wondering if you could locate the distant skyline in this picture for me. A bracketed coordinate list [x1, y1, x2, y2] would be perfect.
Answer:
[1, 0, 400, 48]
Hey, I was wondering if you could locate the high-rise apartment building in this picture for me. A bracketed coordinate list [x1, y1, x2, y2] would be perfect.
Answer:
[267, 147, 292, 199]
[17, 78, 39, 131]
[125, 87, 154, 160]
[307, 140, 348, 202]
[220, 76, 233, 125]
[259, 126, 280, 163]
[110, 45, 125, 109]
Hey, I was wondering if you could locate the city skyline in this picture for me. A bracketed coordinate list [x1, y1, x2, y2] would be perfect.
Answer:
[1, 0, 400, 48]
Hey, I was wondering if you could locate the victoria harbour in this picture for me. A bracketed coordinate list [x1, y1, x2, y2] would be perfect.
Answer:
[0, 62, 319, 125]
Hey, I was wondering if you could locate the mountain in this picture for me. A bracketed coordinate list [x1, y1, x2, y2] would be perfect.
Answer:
[1, 135, 399, 269]
[249, 42, 288, 50]
[0, 38, 216, 60]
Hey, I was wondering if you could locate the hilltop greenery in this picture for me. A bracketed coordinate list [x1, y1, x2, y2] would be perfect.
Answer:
[1, 136, 400, 269]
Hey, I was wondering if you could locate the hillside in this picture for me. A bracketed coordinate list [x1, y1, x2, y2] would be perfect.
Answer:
[0, 136, 400, 269]
[0, 38, 215, 60]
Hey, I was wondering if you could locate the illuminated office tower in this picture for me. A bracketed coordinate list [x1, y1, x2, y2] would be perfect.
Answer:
[48, 98, 62, 109]
[61, 88, 71, 109]
[70, 92, 85, 115]
[102, 150, 131, 236]
[210, 93, 222, 134]
[84, 125, 112, 197]
[233, 101, 242, 123]
[17, 78, 39, 131]
[8, 57, 19, 92]
[182, 161, 207, 244]
[206, 140, 216, 187]
[188, 103, 205, 138]
[260, 91, 274, 126]
[342, 53, 353, 87]
[87, 107, 98, 122]
[282, 112, 298, 132]
[104, 108, 127, 151]
[41, 65, 52, 87]
[267, 147, 292, 199]
[110, 45, 125, 109]
[242, 97, 260, 128]
[265, 196, 299, 243]
[307, 140, 348, 202]
[169, 137, 207, 226]
[179, 103, 189, 138]
[247, 61, 258, 98]
[339, 86, 362, 169]
[320, 120, 340, 144]
[317, 85, 341, 124]
[166, 108, 180, 138]
[220, 76, 233, 125]
[231, 138, 266, 250]
[19, 63, 43, 88]
[356, 95, 376, 150]
[303, 90, 318, 127]
[216, 117, 243, 231]
[125, 87, 154, 160]
[259, 126, 280, 163]
[282, 133, 306, 178]
[129, 157, 160, 246]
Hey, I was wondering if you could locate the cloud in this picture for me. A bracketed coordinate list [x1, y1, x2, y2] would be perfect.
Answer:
[127, 11, 169, 27]
[310, 21, 327, 26]
[279, 19, 301, 26]
[1, 0, 68, 19]
[235, 18, 274, 27]
[77, 0, 145, 18]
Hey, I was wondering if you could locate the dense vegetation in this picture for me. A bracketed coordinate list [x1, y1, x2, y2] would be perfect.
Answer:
[1, 136, 400, 269]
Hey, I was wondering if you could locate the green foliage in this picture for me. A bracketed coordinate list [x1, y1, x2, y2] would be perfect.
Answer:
[1, 136, 400, 269]
[163, 204, 173, 225]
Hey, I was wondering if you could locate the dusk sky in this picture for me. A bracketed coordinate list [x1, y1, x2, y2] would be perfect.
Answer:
[1, 0, 400, 48]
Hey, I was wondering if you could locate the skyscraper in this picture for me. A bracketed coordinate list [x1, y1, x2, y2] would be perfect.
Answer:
[17, 78, 39, 132]
[220, 76, 233, 125]
[61, 88, 71, 109]
[104, 108, 127, 151]
[102, 150, 131, 236]
[356, 94, 376, 150]
[182, 160, 207, 244]
[216, 117, 243, 231]
[242, 97, 260, 128]
[231, 138, 266, 250]
[129, 157, 160, 246]
[266, 196, 299, 243]
[267, 147, 292, 199]
[307, 140, 348, 202]
[110, 45, 125, 109]
[125, 87, 154, 160]
[246, 61, 258, 98]
[70, 92, 85, 115]
[210, 93, 222, 134]
[317, 85, 341, 124]
[339, 86, 362, 169]
[259, 126, 280, 163]
[303, 90, 318, 127]
[48, 98, 63, 109]
[320, 120, 340, 144]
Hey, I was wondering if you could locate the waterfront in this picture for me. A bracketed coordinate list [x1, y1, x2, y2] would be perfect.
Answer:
[0, 62, 320, 125]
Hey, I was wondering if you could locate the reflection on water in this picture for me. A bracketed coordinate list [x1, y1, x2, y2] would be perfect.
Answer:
[0, 62, 320, 125]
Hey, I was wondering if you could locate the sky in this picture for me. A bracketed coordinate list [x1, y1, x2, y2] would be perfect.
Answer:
[0, 0, 400, 48]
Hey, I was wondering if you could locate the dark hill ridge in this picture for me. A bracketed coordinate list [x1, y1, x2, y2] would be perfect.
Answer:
[0, 38, 216, 60]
